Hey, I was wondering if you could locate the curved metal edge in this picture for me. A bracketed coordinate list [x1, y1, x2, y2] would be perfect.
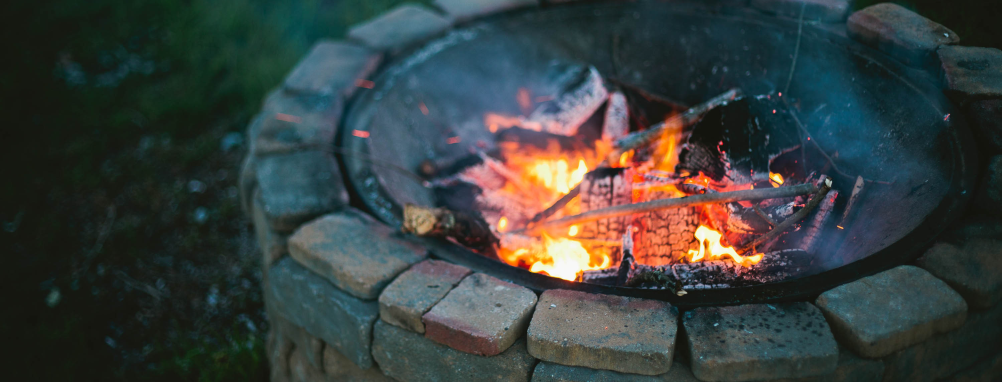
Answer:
[337, 1, 981, 309]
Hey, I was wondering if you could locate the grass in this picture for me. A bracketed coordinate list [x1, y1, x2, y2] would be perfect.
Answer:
[0, 0, 994, 381]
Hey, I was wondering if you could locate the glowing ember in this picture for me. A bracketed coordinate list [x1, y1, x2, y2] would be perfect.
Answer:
[498, 217, 508, 232]
[687, 225, 763, 266]
[769, 172, 785, 186]
[528, 159, 588, 195]
[568, 225, 579, 237]
[510, 234, 611, 281]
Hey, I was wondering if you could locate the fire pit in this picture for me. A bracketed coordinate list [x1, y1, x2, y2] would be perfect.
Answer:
[243, 1, 1002, 381]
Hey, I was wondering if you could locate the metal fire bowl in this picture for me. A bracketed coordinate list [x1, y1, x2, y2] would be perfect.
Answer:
[339, 1, 977, 308]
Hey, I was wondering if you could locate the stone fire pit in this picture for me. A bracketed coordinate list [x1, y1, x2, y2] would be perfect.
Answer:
[240, 1, 1002, 381]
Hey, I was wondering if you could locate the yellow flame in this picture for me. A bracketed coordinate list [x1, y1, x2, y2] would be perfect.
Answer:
[654, 117, 684, 172]
[568, 225, 579, 237]
[498, 217, 508, 232]
[769, 172, 785, 186]
[687, 225, 763, 267]
[528, 159, 588, 195]
[528, 234, 610, 281]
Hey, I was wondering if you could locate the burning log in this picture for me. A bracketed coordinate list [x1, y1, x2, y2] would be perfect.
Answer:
[611, 88, 742, 160]
[602, 91, 630, 141]
[522, 182, 819, 235]
[801, 190, 839, 254]
[526, 64, 608, 136]
[402, 204, 499, 252]
[579, 168, 633, 241]
[737, 176, 833, 255]
[617, 227, 635, 286]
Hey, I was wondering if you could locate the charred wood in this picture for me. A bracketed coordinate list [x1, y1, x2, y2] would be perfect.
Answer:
[579, 168, 633, 241]
[737, 176, 833, 255]
[402, 204, 499, 252]
[802, 190, 839, 254]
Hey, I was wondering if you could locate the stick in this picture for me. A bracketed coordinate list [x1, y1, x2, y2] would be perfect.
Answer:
[611, 88, 742, 159]
[753, 203, 778, 227]
[838, 175, 865, 228]
[520, 182, 818, 235]
[737, 177, 833, 255]
[402, 204, 499, 251]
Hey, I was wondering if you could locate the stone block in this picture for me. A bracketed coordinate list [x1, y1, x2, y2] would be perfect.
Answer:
[283, 40, 382, 98]
[938, 46, 1002, 99]
[266, 257, 380, 369]
[751, 0, 852, 22]
[288, 345, 326, 382]
[815, 265, 968, 358]
[272, 312, 325, 371]
[917, 239, 1002, 309]
[254, 89, 343, 156]
[950, 351, 1002, 382]
[967, 100, 1002, 156]
[252, 189, 288, 268]
[974, 155, 1002, 216]
[348, 4, 452, 51]
[527, 289, 678, 375]
[378, 259, 472, 333]
[323, 344, 393, 381]
[423, 273, 538, 356]
[881, 303, 1002, 382]
[288, 211, 428, 300]
[255, 150, 348, 233]
[372, 320, 538, 382]
[435, 0, 537, 22]
[847, 3, 959, 68]
[682, 302, 839, 381]
[530, 362, 690, 382]
[772, 348, 884, 382]
[267, 327, 294, 382]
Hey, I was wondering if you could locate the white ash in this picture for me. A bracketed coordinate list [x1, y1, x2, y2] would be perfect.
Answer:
[526, 65, 608, 136]
[602, 91, 629, 141]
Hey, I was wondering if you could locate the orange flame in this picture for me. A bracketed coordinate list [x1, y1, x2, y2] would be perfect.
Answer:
[769, 172, 785, 186]
[500, 234, 610, 281]
[687, 225, 763, 266]
[498, 217, 508, 232]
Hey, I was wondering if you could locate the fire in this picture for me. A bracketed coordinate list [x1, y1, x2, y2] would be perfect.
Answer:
[528, 159, 588, 195]
[687, 225, 763, 266]
[501, 234, 611, 281]
[568, 225, 579, 237]
[769, 172, 785, 186]
[498, 217, 508, 232]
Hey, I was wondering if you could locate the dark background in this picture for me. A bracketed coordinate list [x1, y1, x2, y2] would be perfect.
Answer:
[0, 0, 997, 380]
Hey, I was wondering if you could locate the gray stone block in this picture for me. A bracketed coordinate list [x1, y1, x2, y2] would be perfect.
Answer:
[683, 302, 839, 381]
[255, 150, 348, 233]
[917, 239, 1002, 309]
[527, 289, 677, 376]
[950, 351, 1002, 382]
[252, 189, 288, 269]
[283, 40, 382, 98]
[881, 303, 1002, 382]
[815, 265, 968, 358]
[272, 311, 325, 371]
[348, 4, 452, 51]
[267, 325, 294, 382]
[254, 89, 342, 156]
[266, 257, 380, 369]
[530, 362, 691, 382]
[288, 344, 326, 382]
[847, 3, 959, 68]
[288, 211, 428, 300]
[751, 0, 853, 22]
[938, 46, 1002, 99]
[435, 0, 537, 22]
[372, 320, 538, 382]
[378, 259, 472, 333]
[423, 273, 538, 356]
[323, 344, 393, 381]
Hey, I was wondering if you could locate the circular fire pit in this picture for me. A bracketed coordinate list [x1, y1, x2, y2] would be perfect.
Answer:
[242, 1, 1002, 381]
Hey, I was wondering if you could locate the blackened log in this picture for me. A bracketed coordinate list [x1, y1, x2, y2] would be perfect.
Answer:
[402, 204, 499, 252]
[579, 168, 633, 241]
[802, 190, 839, 254]
[737, 176, 833, 255]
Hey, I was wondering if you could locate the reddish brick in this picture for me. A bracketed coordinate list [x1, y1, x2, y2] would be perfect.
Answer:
[379, 259, 472, 333]
[348, 5, 452, 51]
[938, 45, 1002, 99]
[423, 273, 538, 356]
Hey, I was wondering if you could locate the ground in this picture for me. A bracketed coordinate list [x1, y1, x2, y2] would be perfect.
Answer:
[0, 0, 995, 381]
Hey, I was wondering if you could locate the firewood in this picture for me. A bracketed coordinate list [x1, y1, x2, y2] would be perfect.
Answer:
[521, 182, 819, 235]
[602, 91, 630, 141]
[526, 65, 608, 136]
[402, 204, 499, 252]
[737, 176, 833, 255]
[579, 168, 633, 241]
[838, 175, 865, 228]
[802, 190, 838, 254]
[618, 227, 635, 286]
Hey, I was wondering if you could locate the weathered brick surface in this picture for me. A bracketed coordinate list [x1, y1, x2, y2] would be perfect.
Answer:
[254, 89, 342, 156]
[423, 273, 538, 356]
[256, 150, 348, 233]
[938, 46, 1002, 99]
[252, 189, 288, 268]
[683, 302, 838, 381]
[267, 325, 294, 382]
[917, 239, 1002, 309]
[751, 0, 852, 22]
[847, 3, 959, 68]
[323, 344, 393, 381]
[434, 0, 536, 22]
[881, 303, 1002, 382]
[266, 257, 379, 369]
[272, 312, 325, 371]
[967, 100, 1002, 156]
[288, 211, 428, 300]
[950, 351, 1002, 382]
[288, 345, 326, 382]
[815, 265, 968, 358]
[283, 40, 382, 98]
[348, 5, 452, 51]
[527, 289, 677, 375]
[372, 320, 537, 382]
[530, 362, 690, 382]
[772, 348, 884, 382]
[974, 156, 1002, 216]
[378, 259, 471, 333]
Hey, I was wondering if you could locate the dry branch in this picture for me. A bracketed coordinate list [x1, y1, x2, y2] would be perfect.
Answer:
[520, 182, 818, 235]
[838, 175, 865, 228]
[402, 204, 499, 251]
[737, 176, 833, 255]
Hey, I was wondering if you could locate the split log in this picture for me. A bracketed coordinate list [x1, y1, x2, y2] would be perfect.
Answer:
[402, 204, 499, 252]
[522, 182, 819, 234]
[838, 175, 865, 228]
[526, 65, 608, 136]
[737, 176, 833, 255]
[632, 187, 700, 267]
[802, 190, 839, 254]
[602, 91, 630, 141]
[579, 168, 633, 241]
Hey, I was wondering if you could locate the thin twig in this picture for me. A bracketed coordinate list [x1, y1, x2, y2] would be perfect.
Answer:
[838, 176, 865, 227]
[783, 1, 807, 95]
[520, 183, 818, 235]
[753, 203, 778, 226]
[737, 176, 833, 255]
